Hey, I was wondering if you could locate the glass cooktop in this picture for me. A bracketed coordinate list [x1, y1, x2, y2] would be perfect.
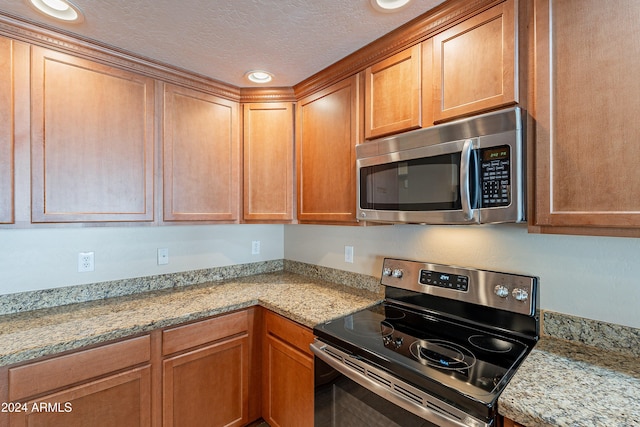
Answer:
[314, 302, 531, 406]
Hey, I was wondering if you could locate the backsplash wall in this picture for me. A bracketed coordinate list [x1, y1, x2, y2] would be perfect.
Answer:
[284, 224, 640, 329]
[0, 224, 285, 295]
[2, 222, 638, 330]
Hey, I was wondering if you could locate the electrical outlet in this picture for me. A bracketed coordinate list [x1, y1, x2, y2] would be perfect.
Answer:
[157, 248, 169, 265]
[78, 252, 94, 272]
[252, 240, 261, 255]
[344, 246, 354, 263]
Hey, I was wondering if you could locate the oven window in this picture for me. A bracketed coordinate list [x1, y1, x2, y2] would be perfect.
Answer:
[359, 153, 462, 211]
[315, 358, 438, 427]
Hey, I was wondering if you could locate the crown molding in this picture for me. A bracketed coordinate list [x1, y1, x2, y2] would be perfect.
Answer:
[239, 87, 297, 103]
[0, 11, 242, 101]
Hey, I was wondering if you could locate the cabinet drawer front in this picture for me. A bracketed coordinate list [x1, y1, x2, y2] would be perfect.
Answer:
[264, 311, 314, 357]
[9, 335, 150, 401]
[162, 309, 249, 356]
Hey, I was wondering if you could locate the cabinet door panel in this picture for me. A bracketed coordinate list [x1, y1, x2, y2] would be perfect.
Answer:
[10, 366, 151, 427]
[0, 36, 14, 224]
[30, 46, 155, 223]
[433, 0, 516, 121]
[163, 84, 240, 221]
[296, 75, 360, 223]
[243, 102, 294, 222]
[365, 45, 421, 139]
[533, 0, 640, 232]
[262, 335, 313, 427]
[163, 335, 249, 427]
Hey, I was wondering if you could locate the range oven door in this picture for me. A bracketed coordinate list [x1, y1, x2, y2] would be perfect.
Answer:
[311, 341, 491, 427]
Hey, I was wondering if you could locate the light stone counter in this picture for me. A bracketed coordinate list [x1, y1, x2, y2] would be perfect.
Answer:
[499, 312, 640, 427]
[3, 261, 639, 427]
[0, 271, 381, 367]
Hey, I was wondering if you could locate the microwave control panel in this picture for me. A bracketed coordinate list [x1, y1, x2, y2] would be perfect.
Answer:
[480, 145, 511, 207]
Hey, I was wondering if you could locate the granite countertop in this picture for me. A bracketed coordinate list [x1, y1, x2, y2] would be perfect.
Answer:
[0, 271, 381, 367]
[3, 267, 639, 427]
[499, 327, 640, 426]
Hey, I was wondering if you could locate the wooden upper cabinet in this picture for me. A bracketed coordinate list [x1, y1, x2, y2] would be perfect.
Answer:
[0, 37, 14, 224]
[163, 83, 240, 222]
[365, 44, 421, 139]
[432, 0, 516, 122]
[532, 0, 640, 236]
[242, 102, 294, 222]
[296, 75, 361, 224]
[30, 46, 155, 223]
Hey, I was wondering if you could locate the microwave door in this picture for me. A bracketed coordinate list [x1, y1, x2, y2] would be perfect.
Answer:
[358, 143, 477, 224]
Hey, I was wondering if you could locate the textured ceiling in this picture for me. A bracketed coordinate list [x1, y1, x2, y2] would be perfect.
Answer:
[0, 0, 445, 87]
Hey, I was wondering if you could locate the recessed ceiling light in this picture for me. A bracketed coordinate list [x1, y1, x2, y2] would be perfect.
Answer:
[245, 70, 274, 84]
[370, 0, 412, 13]
[26, 0, 84, 23]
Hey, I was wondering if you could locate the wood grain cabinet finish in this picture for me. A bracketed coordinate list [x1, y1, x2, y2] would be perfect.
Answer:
[0, 36, 15, 224]
[262, 310, 314, 427]
[30, 46, 155, 223]
[163, 83, 240, 222]
[501, 417, 526, 427]
[532, 0, 640, 236]
[296, 75, 361, 224]
[162, 310, 253, 427]
[242, 102, 294, 222]
[432, 0, 516, 122]
[365, 44, 422, 139]
[7, 336, 152, 427]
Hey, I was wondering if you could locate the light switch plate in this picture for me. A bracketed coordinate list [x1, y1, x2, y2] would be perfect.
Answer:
[344, 246, 354, 263]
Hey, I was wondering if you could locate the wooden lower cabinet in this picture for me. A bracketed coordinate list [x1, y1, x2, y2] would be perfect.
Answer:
[163, 336, 249, 427]
[502, 417, 525, 427]
[1, 308, 315, 427]
[6, 335, 152, 427]
[262, 311, 314, 427]
[161, 309, 257, 427]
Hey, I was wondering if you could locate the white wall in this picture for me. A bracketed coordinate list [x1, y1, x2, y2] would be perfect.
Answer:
[284, 224, 640, 329]
[0, 224, 284, 295]
[3, 222, 639, 329]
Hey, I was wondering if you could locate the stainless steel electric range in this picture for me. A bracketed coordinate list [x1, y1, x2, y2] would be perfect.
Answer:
[312, 258, 539, 427]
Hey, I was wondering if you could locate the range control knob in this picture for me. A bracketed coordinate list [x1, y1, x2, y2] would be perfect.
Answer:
[392, 269, 403, 278]
[512, 288, 529, 302]
[394, 337, 404, 348]
[382, 267, 392, 277]
[494, 285, 509, 298]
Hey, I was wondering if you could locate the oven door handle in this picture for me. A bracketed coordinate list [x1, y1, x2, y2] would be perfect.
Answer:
[311, 341, 490, 427]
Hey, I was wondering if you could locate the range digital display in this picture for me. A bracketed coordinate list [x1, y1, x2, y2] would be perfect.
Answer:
[419, 269, 469, 292]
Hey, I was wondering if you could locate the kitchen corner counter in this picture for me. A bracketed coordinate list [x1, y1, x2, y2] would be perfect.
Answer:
[0, 271, 382, 367]
[499, 332, 640, 426]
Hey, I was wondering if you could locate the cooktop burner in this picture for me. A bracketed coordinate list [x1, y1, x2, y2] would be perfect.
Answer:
[409, 339, 477, 371]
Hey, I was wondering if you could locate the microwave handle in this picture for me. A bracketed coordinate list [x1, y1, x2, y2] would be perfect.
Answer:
[460, 139, 475, 221]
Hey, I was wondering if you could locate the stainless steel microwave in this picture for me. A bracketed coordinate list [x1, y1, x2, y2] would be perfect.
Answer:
[356, 107, 525, 225]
